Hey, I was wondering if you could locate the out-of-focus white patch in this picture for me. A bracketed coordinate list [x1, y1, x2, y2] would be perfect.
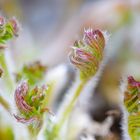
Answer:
[80, 134, 95, 140]
[68, 107, 114, 140]
[123, 60, 140, 79]
[45, 64, 69, 108]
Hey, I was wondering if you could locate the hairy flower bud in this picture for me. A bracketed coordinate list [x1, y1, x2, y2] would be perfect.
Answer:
[69, 28, 105, 80]
[14, 81, 51, 130]
[0, 16, 19, 47]
[123, 76, 140, 140]
[15, 61, 47, 86]
[124, 76, 140, 113]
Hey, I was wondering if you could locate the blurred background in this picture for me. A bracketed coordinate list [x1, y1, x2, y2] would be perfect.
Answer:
[1, 0, 140, 140]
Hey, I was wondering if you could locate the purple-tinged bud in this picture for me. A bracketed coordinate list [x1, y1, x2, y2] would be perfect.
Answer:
[69, 47, 98, 78]
[14, 81, 51, 130]
[14, 114, 37, 124]
[0, 16, 20, 47]
[123, 76, 140, 114]
[69, 28, 106, 80]
[127, 76, 140, 88]
[15, 83, 33, 113]
[84, 29, 105, 59]
[122, 76, 140, 139]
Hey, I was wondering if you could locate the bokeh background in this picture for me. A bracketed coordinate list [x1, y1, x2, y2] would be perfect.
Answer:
[1, 0, 140, 140]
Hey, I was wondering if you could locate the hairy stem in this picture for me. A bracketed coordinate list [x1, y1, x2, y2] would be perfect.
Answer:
[0, 52, 14, 92]
[49, 79, 87, 140]
[0, 95, 11, 113]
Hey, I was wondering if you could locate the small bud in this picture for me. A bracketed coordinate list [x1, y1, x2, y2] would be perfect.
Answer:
[15, 61, 47, 86]
[0, 16, 20, 47]
[69, 28, 106, 80]
[14, 81, 51, 130]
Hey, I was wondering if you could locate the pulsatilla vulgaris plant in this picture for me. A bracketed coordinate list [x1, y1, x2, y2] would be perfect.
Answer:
[0, 15, 112, 140]
[1, 12, 140, 140]
[122, 76, 140, 140]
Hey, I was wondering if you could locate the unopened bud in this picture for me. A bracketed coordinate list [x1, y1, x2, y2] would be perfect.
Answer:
[14, 81, 51, 129]
[69, 28, 106, 80]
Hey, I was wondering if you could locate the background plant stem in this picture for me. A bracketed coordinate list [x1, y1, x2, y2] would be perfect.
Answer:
[0, 51, 14, 92]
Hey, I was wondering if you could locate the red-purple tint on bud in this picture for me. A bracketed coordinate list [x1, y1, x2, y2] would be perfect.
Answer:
[69, 47, 98, 79]
[123, 76, 140, 114]
[0, 16, 5, 27]
[14, 114, 37, 124]
[9, 18, 19, 37]
[128, 76, 140, 88]
[70, 48, 97, 68]
[15, 82, 33, 113]
[125, 76, 140, 99]
[84, 29, 105, 58]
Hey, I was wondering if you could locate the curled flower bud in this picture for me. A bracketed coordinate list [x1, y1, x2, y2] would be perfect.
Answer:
[124, 76, 140, 113]
[123, 76, 140, 140]
[0, 16, 19, 47]
[14, 81, 51, 132]
[15, 61, 47, 86]
[69, 28, 105, 80]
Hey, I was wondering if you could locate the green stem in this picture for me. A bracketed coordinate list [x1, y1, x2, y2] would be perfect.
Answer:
[128, 114, 140, 140]
[0, 95, 11, 113]
[49, 79, 87, 140]
[0, 51, 14, 92]
[28, 126, 38, 140]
